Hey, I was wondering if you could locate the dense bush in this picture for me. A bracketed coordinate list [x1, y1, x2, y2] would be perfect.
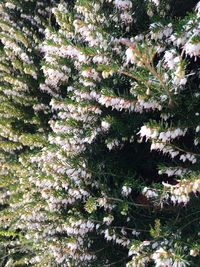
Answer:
[0, 0, 200, 266]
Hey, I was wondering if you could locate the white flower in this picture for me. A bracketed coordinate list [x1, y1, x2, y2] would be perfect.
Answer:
[164, 50, 178, 69]
[190, 248, 199, 257]
[196, 1, 200, 15]
[106, 139, 120, 150]
[122, 185, 132, 196]
[103, 215, 114, 225]
[125, 47, 136, 64]
[114, 0, 132, 10]
[142, 187, 158, 198]
[185, 42, 200, 58]
[138, 125, 158, 141]
[151, 0, 160, 6]
[196, 125, 200, 132]
[132, 229, 140, 236]
[5, 2, 16, 9]
[120, 12, 133, 24]
[101, 121, 111, 131]
[172, 260, 187, 267]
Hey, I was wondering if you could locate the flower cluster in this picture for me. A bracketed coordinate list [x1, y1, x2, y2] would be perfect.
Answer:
[0, 0, 200, 266]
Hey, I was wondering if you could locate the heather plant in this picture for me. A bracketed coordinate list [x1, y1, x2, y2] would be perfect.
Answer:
[0, 1, 200, 267]
[0, 0, 54, 265]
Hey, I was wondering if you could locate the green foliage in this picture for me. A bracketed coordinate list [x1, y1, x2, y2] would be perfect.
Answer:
[0, 0, 200, 266]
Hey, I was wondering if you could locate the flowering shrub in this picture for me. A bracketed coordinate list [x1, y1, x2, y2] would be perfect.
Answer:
[0, 0, 200, 266]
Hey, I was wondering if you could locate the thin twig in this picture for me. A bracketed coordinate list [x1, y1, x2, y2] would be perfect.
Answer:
[102, 256, 128, 267]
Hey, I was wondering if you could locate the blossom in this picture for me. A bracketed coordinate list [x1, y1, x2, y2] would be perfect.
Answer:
[103, 215, 114, 225]
[101, 121, 111, 131]
[125, 47, 136, 64]
[114, 0, 133, 10]
[142, 187, 158, 198]
[5, 2, 16, 9]
[184, 42, 200, 57]
[121, 185, 132, 196]
[138, 125, 159, 141]
[151, 0, 160, 6]
[190, 249, 199, 257]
